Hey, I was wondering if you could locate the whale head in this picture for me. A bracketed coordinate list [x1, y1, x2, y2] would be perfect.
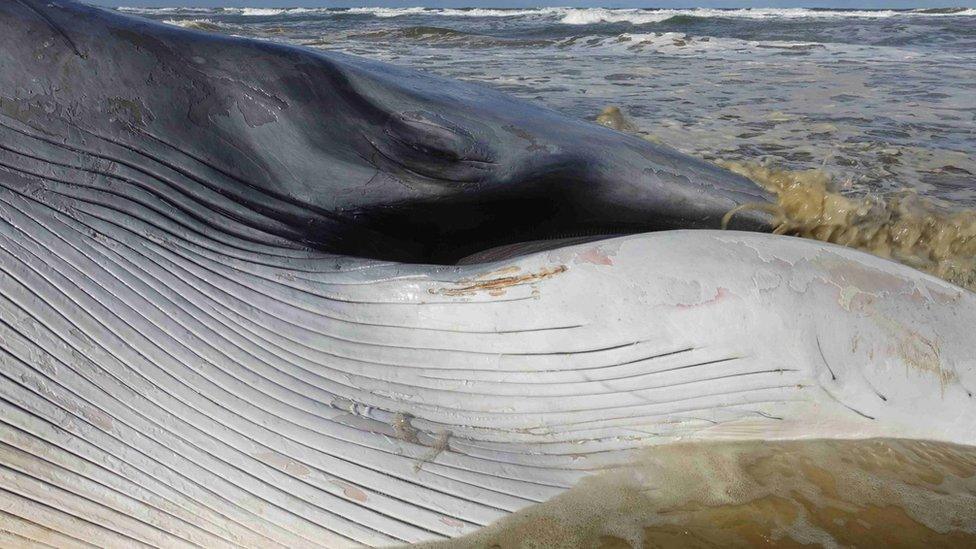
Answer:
[1, 0, 772, 263]
[317, 55, 774, 262]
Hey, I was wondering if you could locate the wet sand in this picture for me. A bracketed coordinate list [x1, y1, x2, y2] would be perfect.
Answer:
[415, 438, 976, 548]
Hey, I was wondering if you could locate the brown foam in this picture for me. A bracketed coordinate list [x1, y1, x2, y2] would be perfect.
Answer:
[720, 161, 976, 292]
[595, 105, 976, 293]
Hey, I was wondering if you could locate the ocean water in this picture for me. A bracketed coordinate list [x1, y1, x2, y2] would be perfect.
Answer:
[124, 6, 976, 204]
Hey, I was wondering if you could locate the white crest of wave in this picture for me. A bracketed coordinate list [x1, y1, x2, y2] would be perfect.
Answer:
[558, 31, 831, 57]
[437, 8, 563, 18]
[343, 7, 429, 18]
[559, 9, 675, 25]
[117, 6, 976, 21]
[554, 7, 976, 25]
[160, 18, 227, 31]
[118, 7, 215, 14]
[341, 7, 563, 18]
[240, 8, 286, 17]
[237, 7, 316, 17]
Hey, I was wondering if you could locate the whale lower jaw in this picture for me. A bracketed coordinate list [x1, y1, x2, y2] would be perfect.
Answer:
[1, 165, 975, 545]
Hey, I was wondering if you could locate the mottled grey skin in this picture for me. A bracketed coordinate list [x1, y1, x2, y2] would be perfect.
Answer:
[1, 0, 770, 263]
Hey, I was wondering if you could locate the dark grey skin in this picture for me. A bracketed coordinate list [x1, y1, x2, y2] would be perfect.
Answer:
[1, 0, 771, 264]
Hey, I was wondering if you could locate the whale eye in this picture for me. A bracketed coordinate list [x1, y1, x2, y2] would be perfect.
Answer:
[375, 111, 495, 181]
[388, 112, 469, 160]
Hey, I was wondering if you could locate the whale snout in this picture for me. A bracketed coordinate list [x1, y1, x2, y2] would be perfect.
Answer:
[536, 132, 777, 234]
[340, 66, 776, 262]
[604, 155, 776, 233]
[341, 55, 774, 230]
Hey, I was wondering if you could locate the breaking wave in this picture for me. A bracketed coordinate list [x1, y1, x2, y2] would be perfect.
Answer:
[556, 7, 976, 25]
[161, 18, 230, 32]
[119, 6, 976, 24]
[337, 28, 835, 57]
[345, 7, 557, 18]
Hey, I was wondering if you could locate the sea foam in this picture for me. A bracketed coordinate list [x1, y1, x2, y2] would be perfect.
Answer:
[119, 7, 976, 23]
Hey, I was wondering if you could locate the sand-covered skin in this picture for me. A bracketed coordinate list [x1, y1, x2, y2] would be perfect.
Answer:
[412, 439, 976, 548]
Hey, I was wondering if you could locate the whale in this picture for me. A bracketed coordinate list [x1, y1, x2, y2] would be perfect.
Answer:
[0, 0, 774, 265]
[0, 1, 974, 547]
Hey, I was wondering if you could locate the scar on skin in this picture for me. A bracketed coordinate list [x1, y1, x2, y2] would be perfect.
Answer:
[430, 265, 567, 296]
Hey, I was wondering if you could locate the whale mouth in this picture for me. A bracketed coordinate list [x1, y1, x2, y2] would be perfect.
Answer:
[339, 178, 773, 265]
[342, 132, 775, 265]
[343, 187, 704, 265]
[359, 213, 666, 266]
[333, 190, 771, 265]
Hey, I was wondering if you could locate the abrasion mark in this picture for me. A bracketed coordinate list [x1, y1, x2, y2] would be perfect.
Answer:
[675, 287, 731, 309]
[576, 246, 614, 266]
[429, 265, 567, 296]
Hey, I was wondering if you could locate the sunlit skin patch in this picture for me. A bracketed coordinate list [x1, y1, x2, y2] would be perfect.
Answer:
[412, 439, 976, 549]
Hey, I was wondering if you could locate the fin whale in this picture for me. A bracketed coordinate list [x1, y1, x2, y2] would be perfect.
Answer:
[0, 1, 973, 546]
